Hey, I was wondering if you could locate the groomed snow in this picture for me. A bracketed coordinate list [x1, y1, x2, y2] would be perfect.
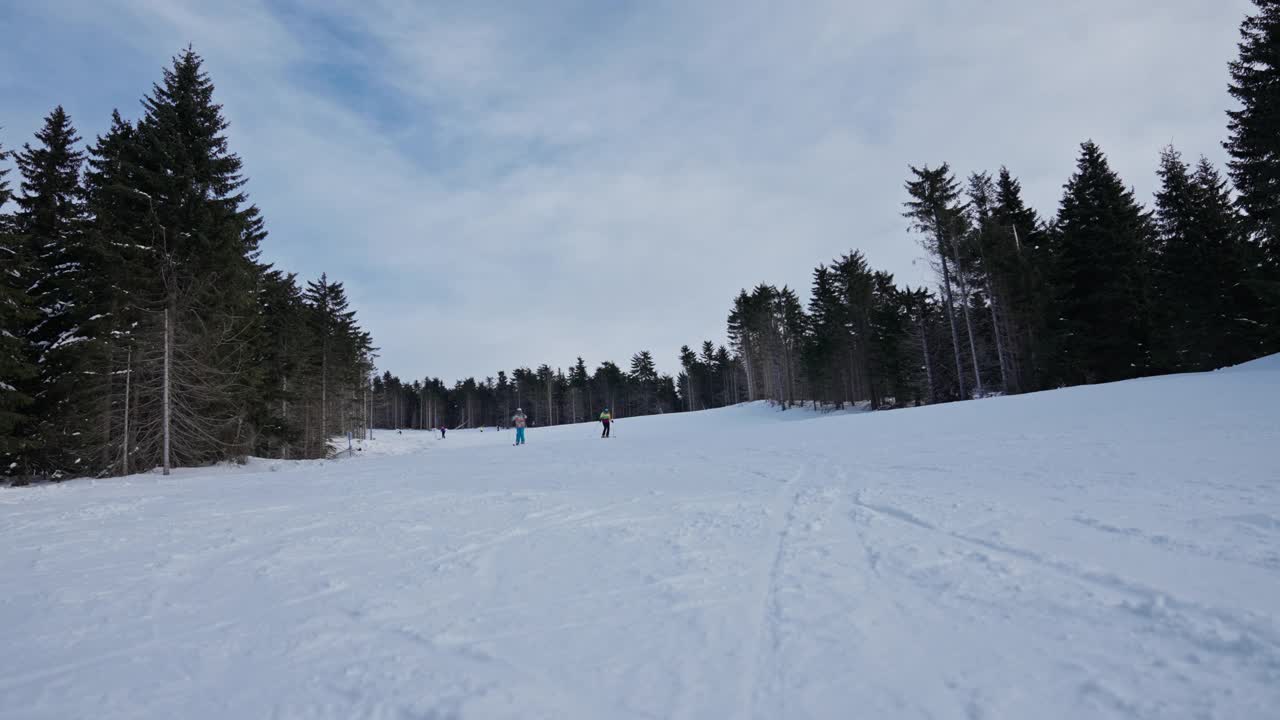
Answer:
[2, 361, 1278, 719]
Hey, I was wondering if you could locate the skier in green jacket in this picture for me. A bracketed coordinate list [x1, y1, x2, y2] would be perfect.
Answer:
[599, 408, 612, 438]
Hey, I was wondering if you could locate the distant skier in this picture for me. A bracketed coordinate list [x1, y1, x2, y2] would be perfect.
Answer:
[512, 408, 528, 445]
[439, 425, 446, 439]
[599, 408, 612, 438]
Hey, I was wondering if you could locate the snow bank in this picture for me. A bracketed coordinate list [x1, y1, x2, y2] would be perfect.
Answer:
[1, 363, 1278, 719]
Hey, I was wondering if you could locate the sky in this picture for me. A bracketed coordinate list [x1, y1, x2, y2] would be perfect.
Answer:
[0, 0, 1253, 382]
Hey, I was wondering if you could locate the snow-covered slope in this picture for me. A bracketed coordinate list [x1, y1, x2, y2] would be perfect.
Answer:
[2, 361, 1278, 719]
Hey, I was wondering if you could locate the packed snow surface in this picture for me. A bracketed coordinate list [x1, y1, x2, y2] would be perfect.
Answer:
[2, 362, 1279, 719]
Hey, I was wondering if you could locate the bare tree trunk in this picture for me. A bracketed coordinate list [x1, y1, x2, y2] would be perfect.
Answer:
[919, 317, 936, 405]
[281, 375, 289, 459]
[162, 307, 172, 476]
[947, 230, 984, 395]
[987, 287, 1010, 393]
[320, 343, 327, 446]
[122, 346, 132, 476]
[933, 213, 967, 398]
[784, 342, 796, 408]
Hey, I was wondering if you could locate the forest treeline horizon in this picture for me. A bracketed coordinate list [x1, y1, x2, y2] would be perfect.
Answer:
[2, 3, 1277, 481]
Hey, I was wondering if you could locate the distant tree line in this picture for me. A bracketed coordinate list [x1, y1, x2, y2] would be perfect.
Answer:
[705, 3, 1280, 410]
[366, 352, 686, 431]
[1, 49, 375, 482]
[719, 144, 1275, 410]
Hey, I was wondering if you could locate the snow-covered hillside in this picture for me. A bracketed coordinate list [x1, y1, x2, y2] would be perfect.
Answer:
[2, 360, 1278, 719]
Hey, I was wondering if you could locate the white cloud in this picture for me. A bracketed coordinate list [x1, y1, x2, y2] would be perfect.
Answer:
[0, 0, 1254, 381]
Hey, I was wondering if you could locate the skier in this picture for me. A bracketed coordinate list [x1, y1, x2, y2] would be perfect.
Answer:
[439, 425, 446, 439]
[512, 408, 528, 445]
[599, 408, 612, 438]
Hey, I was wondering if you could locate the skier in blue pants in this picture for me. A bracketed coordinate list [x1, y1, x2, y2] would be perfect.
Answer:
[512, 408, 528, 445]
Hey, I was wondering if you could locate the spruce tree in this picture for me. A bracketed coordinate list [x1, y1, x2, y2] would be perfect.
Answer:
[804, 265, 841, 407]
[992, 168, 1051, 390]
[965, 173, 1013, 393]
[252, 269, 307, 457]
[1226, 0, 1280, 265]
[962, 168, 1051, 393]
[629, 351, 658, 413]
[713, 346, 735, 405]
[304, 274, 355, 448]
[678, 345, 698, 411]
[1190, 158, 1274, 363]
[13, 107, 91, 475]
[1049, 141, 1154, 385]
[569, 357, 589, 420]
[694, 341, 717, 407]
[1153, 148, 1268, 370]
[0, 135, 38, 473]
[832, 253, 879, 407]
[900, 287, 940, 405]
[81, 110, 153, 474]
[904, 164, 980, 396]
[1225, 1, 1280, 353]
[129, 48, 263, 468]
[768, 286, 806, 409]
[1152, 148, 1213, 371]
[868, 271, 910, 407]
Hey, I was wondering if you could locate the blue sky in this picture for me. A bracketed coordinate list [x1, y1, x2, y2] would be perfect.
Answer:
[0, 0, 1253, 382]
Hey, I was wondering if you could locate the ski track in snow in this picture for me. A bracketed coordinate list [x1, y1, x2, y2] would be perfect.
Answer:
[740, 462, 805, 720]
[2, 363, 1280, 719]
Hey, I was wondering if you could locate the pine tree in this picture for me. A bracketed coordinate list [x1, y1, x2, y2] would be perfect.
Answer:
[0, 134, 38, 473]
[900, 287, 940, 405]
[304, 273, 358, 452]
[629, 351, 658, 414]
[678, 345, 698, 411]
[727, 290, 760, 401]
[699, 341, 719, 407]
[832, 253, 880, 407]
[726, 284, 808, 407]
[1153, 149, 1267, 370]
[81, 110, 153, 475]
[128, 48, 264, 470]
[593, 361, 625, 416]
[1225, 0, 1280, 352]
[569, 357, 589, 421]
[13, 107, 91, 475]
[965, 169, 1052, 395]
[1152, 147, 1211, 371]
[1049, 141, 1155, 385]
[495, 371, 511, 425]
[992, 168, 1051, 390]
[1226, 0, 1280, 265]
[804, 265, 842, 408]
[252, 269, 307, 458]
[965, 173, 1012, 393]
[535, 364, 555, 425]
[775, 286, 806, 408]
[713, 346, 736, 405]
[904, 164, 982, 396]
[868, 271, 911, 407]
